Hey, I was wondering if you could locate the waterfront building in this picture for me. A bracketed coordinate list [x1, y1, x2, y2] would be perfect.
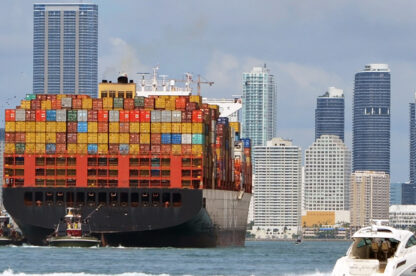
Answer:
[203, 97, 242, 123]
[253, 138, 301, 238]
[350, 171, 390, 227]
[389, 205, 416, 229]
[304, 135, 351, 211]
[390, 182, 403, 205]
[33, 3, 98, 97]
[409, 95, 416, 203]
[242, 65, 277, 147]
[353, 64, 390, 173]
[402, 182, 416, 205]
[315, 87, 344, 141]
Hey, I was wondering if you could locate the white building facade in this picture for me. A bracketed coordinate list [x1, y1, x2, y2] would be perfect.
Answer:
[203, 97, 242, 122]
[389, 205, 416, 229]
[304, 135, 351, 211]
[253, 138, 301, 238]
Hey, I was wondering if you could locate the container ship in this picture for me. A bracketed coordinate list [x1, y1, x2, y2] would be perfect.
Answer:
[2, 71, 252, 247]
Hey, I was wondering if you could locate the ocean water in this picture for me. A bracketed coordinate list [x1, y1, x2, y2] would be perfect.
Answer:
[0, 241, 350, 276]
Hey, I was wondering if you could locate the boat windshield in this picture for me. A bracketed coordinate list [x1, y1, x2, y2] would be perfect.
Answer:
[350, 237, 400, 261]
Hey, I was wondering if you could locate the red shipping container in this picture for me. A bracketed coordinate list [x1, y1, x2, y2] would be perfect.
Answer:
[98, 122, 108, 132]
[201, 103, 209, 109]
[186, 102, 198, 112]
[140, 144, 150, 154]
[151, 134, 161, 144]
[88, 110, 98, 121]
[244, 148, 251, 156]
[36, 94, 46, 101]
[144, 98, 154, 109]
[139, 110, 151, 122]
[67, 133, 77, 143]
[5, 109, 16, 121]
[5, 133, 15, 142]
[72, 98, 82, 109]
[56, 133, 67, 144]
[151, 144, 161, 154]
[119, 110, 130, 122]
[161, 145, 171, 155]
[46, 95, 57, 101]
[25, 110, 36, 121]
[51, 99, 61, 109]
[182, 145, 192, 155]
[186, 111, 193, 122]
[15, 133, 25, 143]
[175, 97, 186, 110]
[124, 98, 134, 110]
[129, 133, 140, 144]
[120, 122, 130, 133]
[31, 100, 41, 110]
[129, 110, 140, 122]
[56, 144, 66, 154]
[192, 110, 203, 123]
[35, 110, 46, 121]
[67, 122, 77, 132]
[92, 99, 103, 110]
[109, 144, 119, 154]
[98, 110, 108, 122]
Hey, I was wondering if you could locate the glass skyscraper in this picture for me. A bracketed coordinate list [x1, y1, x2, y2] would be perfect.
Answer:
[408, 97, 416, 204]
[315, 87, 344, 141]
[242, 65, 277, 147]
[33, 3, 98, 97]
[353, 64, 390, 173]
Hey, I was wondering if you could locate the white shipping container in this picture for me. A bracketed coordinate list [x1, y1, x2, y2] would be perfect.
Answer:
[15, 109, 26, 121]
[109, 110, 120, 122]
[181, 134, 192, 144]
[61, 97, 72, 108]
[161, 110, 172, 122]
[77, 110, 88, 122]
[172, 111, 182, 122]
[151, 110, 161, 122]
[56, 110, 67, 122]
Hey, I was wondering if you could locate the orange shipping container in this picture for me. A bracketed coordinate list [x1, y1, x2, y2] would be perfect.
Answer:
[129, 133, 140, 144]
[98, 122, 108, 132]
[15, 132, 26, 143]
[182, 144, 192, 155]
[5, 109, 16, 121]
[56, 144, 66, 154]
[120, 122, 129, 133]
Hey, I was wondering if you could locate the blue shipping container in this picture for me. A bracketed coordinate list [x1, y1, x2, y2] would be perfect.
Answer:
[217, 117, 229, 125]
[46, 144, 56, 154]
[119, 144, 129, 154]
[242, 138, 251, 148]
[161, 134, 172, 144]
[46, 110, 57, 121]
[171, 134, 182, 144]
[192, 134, 205, 144]
[77, 122, 88, 133]
[87, 144, 98, 154]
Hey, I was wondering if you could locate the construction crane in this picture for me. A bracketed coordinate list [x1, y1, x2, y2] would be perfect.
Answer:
[196, 75, 214, 96]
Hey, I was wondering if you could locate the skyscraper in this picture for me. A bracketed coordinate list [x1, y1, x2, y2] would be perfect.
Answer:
[33, 3, 98, 97]
[304, 135, 351, 211]
[315, 87, 344, 141]
[409, 95, 416, 204]
[242, 65, 277, 147]
[353, 64, 391, 173]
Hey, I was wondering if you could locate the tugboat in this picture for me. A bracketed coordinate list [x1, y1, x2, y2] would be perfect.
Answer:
[0, 210, 23, 245]
[46, 207, 100, 247]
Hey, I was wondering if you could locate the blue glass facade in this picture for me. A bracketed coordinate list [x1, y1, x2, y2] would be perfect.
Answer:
[353, 65, 390, 173]
[390, 182, 402, 205]
[315, 91, 344, 141]
[33, 4, 98, 97]
[410, 102, 416, 185]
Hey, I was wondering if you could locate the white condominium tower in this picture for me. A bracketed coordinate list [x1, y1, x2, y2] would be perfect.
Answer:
[253, 138, 302, 228]
[304, 135, 351, 211]
[242, 65, 277, 147]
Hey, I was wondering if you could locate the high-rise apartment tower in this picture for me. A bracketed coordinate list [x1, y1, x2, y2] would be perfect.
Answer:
[33, 3, 98, 97]
[315, 87, 344, 141]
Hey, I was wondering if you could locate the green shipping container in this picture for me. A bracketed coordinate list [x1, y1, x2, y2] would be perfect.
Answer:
[191, 134, 205, 145]
[113, 98, 124, 109]
[67, 110, 78, 122]
[15, 143, 26, 154]
[26, 94, 37, 100]
[134, 96, 145, 108]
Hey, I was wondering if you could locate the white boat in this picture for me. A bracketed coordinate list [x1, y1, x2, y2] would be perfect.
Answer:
[332, 220, 416, 275]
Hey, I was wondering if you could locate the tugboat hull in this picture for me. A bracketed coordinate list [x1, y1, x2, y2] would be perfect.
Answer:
[47, 237, 100, 247]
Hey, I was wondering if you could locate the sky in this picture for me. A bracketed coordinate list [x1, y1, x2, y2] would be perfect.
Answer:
[1, 0, 416, 182]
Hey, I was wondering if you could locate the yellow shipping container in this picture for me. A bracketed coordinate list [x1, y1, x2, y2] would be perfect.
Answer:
[192, 123, 204, 134]
[88, 122, 98, 132]
[190, 95, 202, 105]
[140, 123, 150, 133]
[181, 123, 192, 134]
[35, 133, 46, 143]
[103, 98, 113, 109]
[5, 122, 16, 132]
[26, 133, 36, 143]
[25, 122, 36, 132]
[88, 133, 98, 143]
[35, 144, 45, 154]
[5, 143, 15, 154]
[46, 133, 56, 143]
[77, 133, 88, 143]
[229, 122, 240, 133]
[208, 104, 219, 110]
[56, 122, 66, 132]
[171, 123, 181, 133]
[192, 145, 203, 155]
[15, 122, 26, 132]
[155, 97, 166, 109]
[172, 144, 182, 155]
[151, 122, 161, 133]
[57, 94, 65, 100]
[21, 100, 31, 109]
[35, 122, 46, 132]
[109, 133, 119, 143]
[46, 122, 56, 133]
[98, 133, 108, 143]
[119, 133, 129, 144]
[161, 123, 171, 133]
[130, 122, 140, 133]
[67, 144, 77, 154]
[26, 143, 35, 154]
[77, 144, 87, 154]
[140, 133, 150, 144]
[41, 100, 52, 110]
[98, 144, 108, 154]
[82, 98, 93, 109]
[129, 144, 140, 154]
[109, 122, 120, 133]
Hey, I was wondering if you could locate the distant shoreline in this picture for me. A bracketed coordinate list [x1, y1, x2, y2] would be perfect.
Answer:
[246, 238, 350, 242]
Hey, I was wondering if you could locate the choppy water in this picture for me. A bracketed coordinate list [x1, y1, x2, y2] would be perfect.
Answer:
[0, 241, 350, 276]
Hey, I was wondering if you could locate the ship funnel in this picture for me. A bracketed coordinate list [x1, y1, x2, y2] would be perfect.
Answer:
[118, 73, 128, 84]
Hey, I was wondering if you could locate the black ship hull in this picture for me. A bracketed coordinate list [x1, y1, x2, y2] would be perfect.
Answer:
[3, 187, 249, 247]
